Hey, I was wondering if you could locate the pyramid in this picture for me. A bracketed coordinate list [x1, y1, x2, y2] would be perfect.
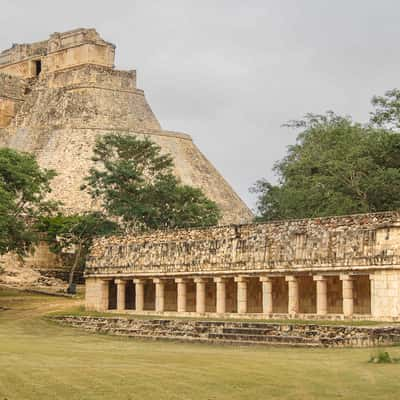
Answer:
[0, 28, 252, 225]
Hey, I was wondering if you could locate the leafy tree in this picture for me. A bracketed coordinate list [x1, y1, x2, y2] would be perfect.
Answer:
[38, 212, 119, 293]
[0, 148, 56, 255]
[252, 112, 400, 221]
[83, 133, 220, 229]
[371, 88, 400, 130]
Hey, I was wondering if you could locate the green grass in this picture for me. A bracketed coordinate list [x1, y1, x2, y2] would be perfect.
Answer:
[1, 287, 400, 399]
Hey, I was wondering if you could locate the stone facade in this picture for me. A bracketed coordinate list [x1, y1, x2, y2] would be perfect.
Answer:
[0, 74, 26, 128]
[85, 211, 400, 320]
[0, 28, 252, 224]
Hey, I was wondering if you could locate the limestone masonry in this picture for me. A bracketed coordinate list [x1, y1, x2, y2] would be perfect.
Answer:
[53, 316, 400, 347]
[0, 28, 252, 224]
[86, 211, 400, 320]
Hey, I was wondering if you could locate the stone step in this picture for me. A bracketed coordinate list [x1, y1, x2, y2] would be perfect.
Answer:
[88, 325, 319, 344]
[54, 316, 400, 348]
[100, 328, 201, 338]
[111, 333, 322, 347]
[208, 332, 315, 344]
[61, 320, 336, 341]
[222, 327, 276, 335]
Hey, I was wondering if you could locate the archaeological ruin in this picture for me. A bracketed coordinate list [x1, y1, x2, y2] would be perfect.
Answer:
[0, 28, 252, 281]
[2, 29, 400, 323]
[86, 211, 400, 321]
[0, 28, 251, 225]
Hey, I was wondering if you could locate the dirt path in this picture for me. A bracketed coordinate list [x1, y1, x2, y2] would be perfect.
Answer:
[0, 286, 83, 322]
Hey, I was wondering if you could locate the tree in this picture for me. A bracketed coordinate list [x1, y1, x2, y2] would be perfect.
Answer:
[37, 212, 119, 293]
[371, 88, 400, 130]
[83, 133, 220, 229]
[252, 112, 400, 221]
[0, 148, 56, 255]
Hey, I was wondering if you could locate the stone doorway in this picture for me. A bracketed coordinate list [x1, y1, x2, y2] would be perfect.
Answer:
[327, 276, 342, 314]
[205, 279, 216, 312]
[34, 60, 42, 76]
[248, 277, 262, 313]
[143, 280, 155, 311]
[354, 275, 371, 314]
[108, 281, 117, 310]
[125, 280, 135, 310]
[225, 278, 237, 313]
[298, 276, 316, 314]
[164, 279, 177, 311]
[272, 277, 288, 313]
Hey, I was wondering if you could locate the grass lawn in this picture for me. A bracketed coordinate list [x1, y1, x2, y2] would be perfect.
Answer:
[1, 287, 400, 399]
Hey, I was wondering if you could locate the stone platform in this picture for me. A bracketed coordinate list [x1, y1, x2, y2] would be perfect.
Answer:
[52, 316, 400, 348]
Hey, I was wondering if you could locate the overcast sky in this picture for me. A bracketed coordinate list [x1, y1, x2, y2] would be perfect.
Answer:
[1, 0, 399, 210]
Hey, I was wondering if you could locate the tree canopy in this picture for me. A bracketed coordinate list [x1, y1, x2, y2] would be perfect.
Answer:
[37, 212, 119, 292]
[0, 148, 56, 255]
[371, 88, 400, 131]
[83, 133, 220, 230]
[252, 110, 400, 221]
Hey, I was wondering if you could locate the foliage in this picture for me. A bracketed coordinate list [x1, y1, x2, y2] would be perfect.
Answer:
[0, 148, 56, 255]
[370, 88, 400, 130]
[369, 350, 400, 364]
[83, 133, 220, 229]
[252, 112, 400, 220]
[37, 212, 119, 291]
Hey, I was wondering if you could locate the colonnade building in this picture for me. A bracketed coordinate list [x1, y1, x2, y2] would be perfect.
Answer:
[85, 212, 400, 320]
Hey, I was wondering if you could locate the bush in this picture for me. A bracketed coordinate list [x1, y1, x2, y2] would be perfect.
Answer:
[369, 350, 400, 364]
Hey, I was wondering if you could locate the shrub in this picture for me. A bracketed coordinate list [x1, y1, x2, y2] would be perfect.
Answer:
[368, 350, 400, 364]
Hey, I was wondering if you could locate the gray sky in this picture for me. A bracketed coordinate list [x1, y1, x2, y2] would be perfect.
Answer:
[1, 0, 399, 210]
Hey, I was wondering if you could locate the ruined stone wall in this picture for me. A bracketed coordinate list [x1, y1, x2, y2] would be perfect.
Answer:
[0, 74, 26, 128]
[44, 43, 114, 74]
[0, 74, 26, 99]
[0, 41, 47, 66]
[0, 40, 47, 78]
[52, 316, 400, 347]
[371, 270, 400, 317]
[0, 28, 115, 78]
[4, 66, 156, 133]
[46, 65, 136, 90]
[85, 277, 106, 311]
[87, 211, 400, 276]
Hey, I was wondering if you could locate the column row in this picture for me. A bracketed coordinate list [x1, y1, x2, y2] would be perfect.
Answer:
[111, 273, 367, 316]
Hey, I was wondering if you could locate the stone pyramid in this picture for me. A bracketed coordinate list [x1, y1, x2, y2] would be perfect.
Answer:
[0, 28, 252, 224]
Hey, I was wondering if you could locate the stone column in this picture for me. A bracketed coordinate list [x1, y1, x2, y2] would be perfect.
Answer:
[134, 278, 145, 312]
[259, 276, 273, 314]
[286, 276, 299, 315]
[340, 274, 354, 317]
[153, 278, 165, 312]
[115, 279, 127, 312]
[235, 276, 248, 314]
[214, 277, 227, 314]
[194, 277, 207, 314]
[175, 278, 187, 313]
[313, 275, 328, 316]
[369, 273, 375, 317]
[100, 279, 110, 311]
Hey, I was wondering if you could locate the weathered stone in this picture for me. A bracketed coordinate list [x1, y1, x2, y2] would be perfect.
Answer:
[52, 315, 400, 348]
[84, 211, 400, 319]
[0, 28, 252, 225]
[87, 211, 400, 275]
